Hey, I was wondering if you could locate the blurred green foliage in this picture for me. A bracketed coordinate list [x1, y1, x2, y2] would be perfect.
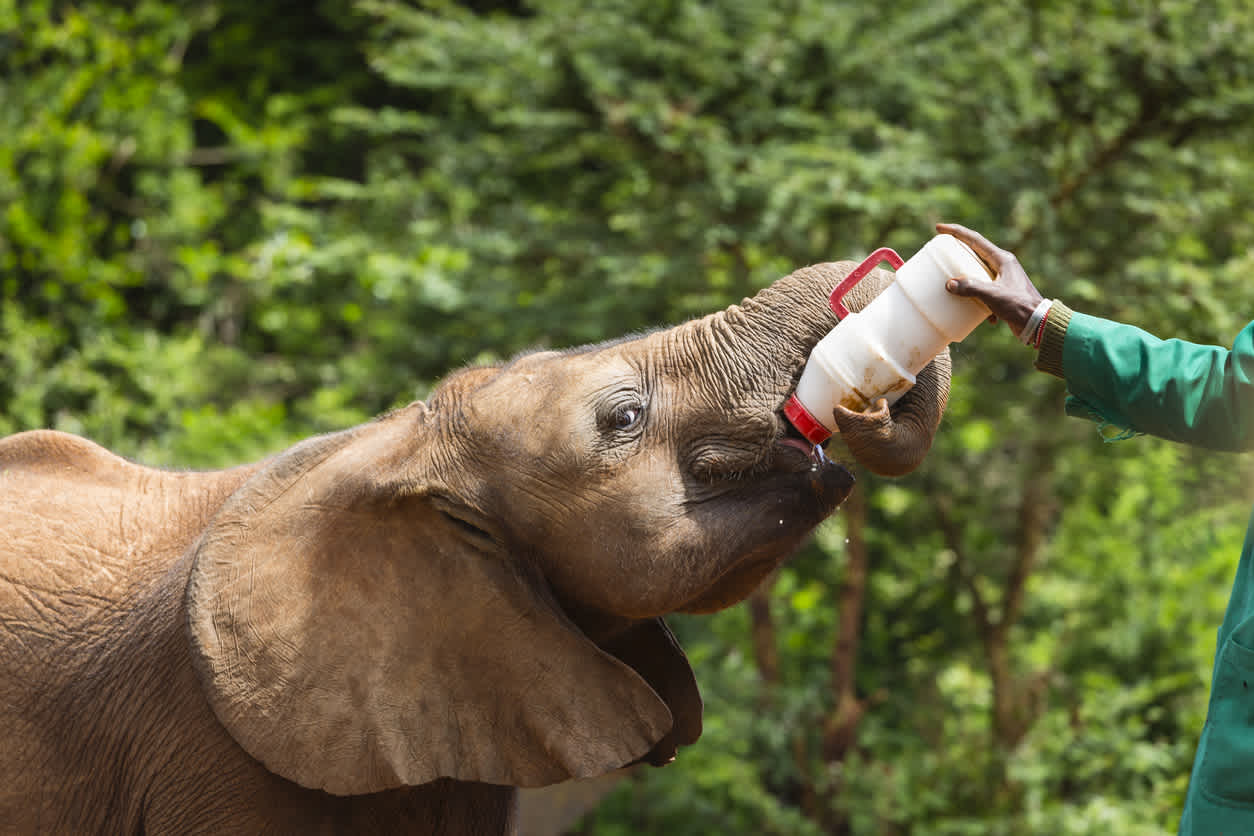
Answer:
[4, 0, 1254, 833]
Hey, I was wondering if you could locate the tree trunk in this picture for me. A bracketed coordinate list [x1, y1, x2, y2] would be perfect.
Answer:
[819, 485, 875, 834]
[938, 441, 1056, 751]
[823, 486, 870, 765]
[747, 579, 781, 692]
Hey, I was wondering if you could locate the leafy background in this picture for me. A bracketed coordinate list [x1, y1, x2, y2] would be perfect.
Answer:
[4, 1, 1254, 833]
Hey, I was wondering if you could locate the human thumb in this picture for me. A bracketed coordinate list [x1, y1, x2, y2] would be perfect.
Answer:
[946, 276, 999, 325]
[945, 277, 975, 296]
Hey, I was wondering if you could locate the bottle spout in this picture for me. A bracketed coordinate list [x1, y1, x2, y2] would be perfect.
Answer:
[784, 394, 833, 444]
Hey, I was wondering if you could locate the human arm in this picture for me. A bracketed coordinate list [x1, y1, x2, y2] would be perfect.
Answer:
[938, 222, 1254, 451]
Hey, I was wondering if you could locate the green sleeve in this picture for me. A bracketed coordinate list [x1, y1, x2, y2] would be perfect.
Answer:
[1036, 302, 1254, 451]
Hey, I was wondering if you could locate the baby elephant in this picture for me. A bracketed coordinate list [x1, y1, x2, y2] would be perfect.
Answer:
[0, 261, 948, 834]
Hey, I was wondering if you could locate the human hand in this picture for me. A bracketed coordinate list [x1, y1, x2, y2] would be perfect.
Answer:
[936, 222, 1045, 338]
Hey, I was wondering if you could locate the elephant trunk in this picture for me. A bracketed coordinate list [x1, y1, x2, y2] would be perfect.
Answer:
[695, 261, 951, 477]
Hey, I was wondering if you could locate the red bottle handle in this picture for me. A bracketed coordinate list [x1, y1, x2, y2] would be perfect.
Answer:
[829, 247, 904, 319]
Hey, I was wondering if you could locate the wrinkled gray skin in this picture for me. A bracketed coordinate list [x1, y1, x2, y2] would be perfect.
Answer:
[0, 262, 949, 835]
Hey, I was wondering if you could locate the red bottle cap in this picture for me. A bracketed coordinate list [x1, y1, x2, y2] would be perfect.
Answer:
[783, 394, 832, 444]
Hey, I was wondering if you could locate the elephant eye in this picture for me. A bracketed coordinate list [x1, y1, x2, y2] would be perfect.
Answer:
[614, 404, 643, 430]
[608, 401, 645, 433]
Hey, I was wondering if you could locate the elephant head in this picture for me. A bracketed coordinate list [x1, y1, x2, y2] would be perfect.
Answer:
[185, 261, 949, 796]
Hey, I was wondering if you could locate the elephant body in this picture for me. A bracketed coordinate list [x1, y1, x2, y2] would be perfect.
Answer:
[0, 262, 949, 834]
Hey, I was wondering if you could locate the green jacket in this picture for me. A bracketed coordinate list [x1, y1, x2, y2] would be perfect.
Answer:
[1037, 303, 1254, 834]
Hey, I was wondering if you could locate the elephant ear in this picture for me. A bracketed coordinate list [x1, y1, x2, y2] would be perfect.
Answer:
[600, 618, 703, 766]
[185, 406, 672, 795]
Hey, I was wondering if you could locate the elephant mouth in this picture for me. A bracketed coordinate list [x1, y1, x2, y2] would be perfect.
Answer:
[771, 412, 846, 474]
[677, 442, 853, 614]
[773, 435, 832, 471]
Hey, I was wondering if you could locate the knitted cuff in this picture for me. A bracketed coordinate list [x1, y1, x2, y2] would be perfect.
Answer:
[1033, 300, 1072, 378]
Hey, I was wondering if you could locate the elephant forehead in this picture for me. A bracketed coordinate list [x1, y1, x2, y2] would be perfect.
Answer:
[462, 352, 637, 445]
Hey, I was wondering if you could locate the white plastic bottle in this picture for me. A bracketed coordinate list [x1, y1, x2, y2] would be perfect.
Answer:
[784, 234, 997, 444]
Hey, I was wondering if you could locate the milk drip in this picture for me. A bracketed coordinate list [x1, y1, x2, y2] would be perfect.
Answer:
[784, 234, 997, 444]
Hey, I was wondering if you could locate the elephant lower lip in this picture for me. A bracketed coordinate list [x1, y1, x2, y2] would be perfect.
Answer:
[777, 437, 813, 456]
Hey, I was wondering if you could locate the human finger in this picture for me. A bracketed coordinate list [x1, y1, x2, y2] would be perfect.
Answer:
[935, 222, 1012, 273]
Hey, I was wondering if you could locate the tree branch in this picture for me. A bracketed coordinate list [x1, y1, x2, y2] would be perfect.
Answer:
[174, 147, 259, 167]
[1001, 442, 1054, 631]
[1010, 100, 1158, 252]
[935, 497, 993, 639]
